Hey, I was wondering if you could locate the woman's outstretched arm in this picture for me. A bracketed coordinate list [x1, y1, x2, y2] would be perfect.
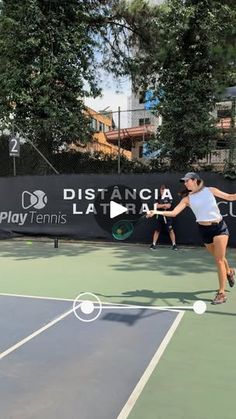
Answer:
[209, 187, 236, 201]
[147, 197, 188, 218]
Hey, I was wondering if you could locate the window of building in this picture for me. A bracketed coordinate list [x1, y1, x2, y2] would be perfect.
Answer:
[139, 145, 143, 158]
[217, 109, 231, 119]
[139, 91, 145, 104]
[99, 122, 104, 132]
[139, 118, 150, 126]
[89, 118, 93, 130]
[92, 119, 97, 131]
[89, 118, 98, 131]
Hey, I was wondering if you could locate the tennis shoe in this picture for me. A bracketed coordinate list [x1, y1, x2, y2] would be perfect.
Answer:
[227, 268, 235, 288]
[172, 244, 178, 251]
[150, 244, 157, 250]
[211, 292, 227, 305]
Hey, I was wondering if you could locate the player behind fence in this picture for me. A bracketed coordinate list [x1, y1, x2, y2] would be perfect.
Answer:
[150, 184, 178, 251]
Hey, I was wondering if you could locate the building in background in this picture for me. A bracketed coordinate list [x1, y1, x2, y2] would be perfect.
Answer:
[70, 107, 132, 160]
[211, 86, 236, 149]
[105, 124, 155, 161]
[127, 0, 164, 131]
[125, 87, 163, 160]
[126, 0, 165, 157]
[127, 89, 161, 131]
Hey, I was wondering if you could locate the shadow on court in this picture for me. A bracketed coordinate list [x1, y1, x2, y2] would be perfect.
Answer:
[109, 246, 219, 275]
[0, 240, 102, 260]
[101, 306, 167, 326]
[97, 288, 215, 304]
[0, 240, 227, 279]
[1, 240, 235, 319]
[96, 289, 236, 318]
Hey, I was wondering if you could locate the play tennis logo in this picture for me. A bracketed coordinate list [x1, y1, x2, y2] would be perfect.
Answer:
[0, 190, 48, 226]
[0, 189, 67, 227]
[22, 190, 48, 210]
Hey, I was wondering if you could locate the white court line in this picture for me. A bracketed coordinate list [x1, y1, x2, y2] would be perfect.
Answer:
[117, 311, 185, 419]
[0, 305, 75, 360]
[0, 292, 136, 305]
[0, 292, 190, 417]
[0, 292, 188, 312]
[0, 289, 186, 417]
[0, 292, 203, 312]
[0, 292, 149, 308]
[100, 305, 191, 312]
[0, 292, 75, 303]
[0, 292, 188, 361]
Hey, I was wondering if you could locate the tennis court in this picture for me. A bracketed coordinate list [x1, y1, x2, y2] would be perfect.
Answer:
[0, 239, 236, 419]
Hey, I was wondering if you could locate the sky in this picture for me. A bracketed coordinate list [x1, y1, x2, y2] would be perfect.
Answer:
[84, 75, 131, 128]
[84, 0, 165, 128]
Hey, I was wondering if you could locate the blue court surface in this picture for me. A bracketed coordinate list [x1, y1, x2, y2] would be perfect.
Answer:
[0, 295, 183, 419]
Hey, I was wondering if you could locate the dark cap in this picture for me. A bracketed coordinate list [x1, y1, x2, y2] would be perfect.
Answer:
[180, 172, 201, 182]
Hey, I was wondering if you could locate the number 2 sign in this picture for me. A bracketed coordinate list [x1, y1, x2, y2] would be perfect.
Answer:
[9, 137, 20, 157]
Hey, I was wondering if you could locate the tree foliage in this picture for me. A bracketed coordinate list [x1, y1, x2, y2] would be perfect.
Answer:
[0, 0, 235, 171]
[0, 0, 134, 155]
[120, 0, 236, 170]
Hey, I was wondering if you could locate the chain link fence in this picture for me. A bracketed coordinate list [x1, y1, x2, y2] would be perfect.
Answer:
[0, 103, 235, 177]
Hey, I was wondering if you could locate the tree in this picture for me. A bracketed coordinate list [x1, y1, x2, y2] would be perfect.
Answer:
[0, 0, 134, 156]
[122, 0, 236, 170]
[1, 0, 235, 170]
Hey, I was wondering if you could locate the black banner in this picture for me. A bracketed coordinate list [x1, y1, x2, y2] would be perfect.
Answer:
[0, 173, 235, 246]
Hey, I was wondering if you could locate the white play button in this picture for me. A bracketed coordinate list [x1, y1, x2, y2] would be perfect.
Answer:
[110, 201, 128, 219]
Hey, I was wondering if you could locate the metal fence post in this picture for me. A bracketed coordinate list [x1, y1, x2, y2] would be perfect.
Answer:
[118, 106, 121, 174]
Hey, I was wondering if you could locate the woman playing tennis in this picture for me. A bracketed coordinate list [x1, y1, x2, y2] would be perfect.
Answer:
[147, 172, 236, 305]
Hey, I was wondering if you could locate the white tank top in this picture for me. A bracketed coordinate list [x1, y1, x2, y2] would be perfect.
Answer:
[188, 187, 222, 222]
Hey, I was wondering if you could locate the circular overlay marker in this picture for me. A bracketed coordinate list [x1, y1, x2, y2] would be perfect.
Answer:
[94, 184, 144, 240]
[73, 292, 102, 322]
[193, 300, 207, 315]
[80, 300, 95, 315]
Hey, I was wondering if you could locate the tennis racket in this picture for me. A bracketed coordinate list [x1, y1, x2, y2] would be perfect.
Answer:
[112, 215, 147, 241]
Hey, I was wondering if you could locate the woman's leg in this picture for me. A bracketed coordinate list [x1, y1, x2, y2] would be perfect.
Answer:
[212, 235, 229, 294]
[205, 235, 230, 303]
[204, 242, 231, 276]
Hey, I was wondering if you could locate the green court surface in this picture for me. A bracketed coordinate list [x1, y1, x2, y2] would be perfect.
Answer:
[1, 239, 236, 419]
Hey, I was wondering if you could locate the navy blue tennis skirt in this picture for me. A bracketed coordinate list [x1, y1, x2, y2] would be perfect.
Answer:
[198, 219, 229, 244]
